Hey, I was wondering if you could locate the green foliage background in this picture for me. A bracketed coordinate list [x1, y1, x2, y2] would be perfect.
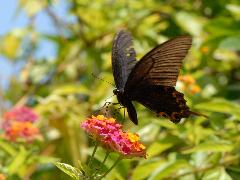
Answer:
[1, 0, 240, 179]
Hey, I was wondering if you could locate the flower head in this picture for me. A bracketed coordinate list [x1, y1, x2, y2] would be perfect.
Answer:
[104, 131, 146, 158]
[4, 121, 39, 141]
[178, 75, 195, 85]
[1, 106, 40, 142]
[190, 84, 201, 94]
[200, 46, 209, 54]
[0, 173, 6, 180]
[81, 115, 146, 158]
[81, 115, 122, 140]
[178, 74, 201, 95]
[3, 106, 38, 123]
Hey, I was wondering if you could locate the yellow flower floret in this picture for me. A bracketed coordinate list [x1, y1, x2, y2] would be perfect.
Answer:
[93, 115, 116, 123]
[127, 133, 139, 143]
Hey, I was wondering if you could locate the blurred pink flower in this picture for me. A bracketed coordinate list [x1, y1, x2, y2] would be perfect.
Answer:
[1, 106, 40, 142]
[81, 115, 146, 158]
[3, 106, 38, 123]
[4, 121, 39, 141]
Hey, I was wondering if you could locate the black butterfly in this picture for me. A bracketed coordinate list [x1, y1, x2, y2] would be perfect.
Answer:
[112, 30, 202, 125]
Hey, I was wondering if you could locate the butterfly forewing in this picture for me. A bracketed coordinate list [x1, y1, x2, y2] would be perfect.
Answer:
[125, 36, 192, 92]
[112, 30, 137, 90]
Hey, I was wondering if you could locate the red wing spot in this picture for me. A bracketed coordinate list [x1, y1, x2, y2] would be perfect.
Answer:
[172, 92, 178, 97]
[170, 112, 182, 123]
[158, 112, 169, 118]
[171, 112, 180, 120]
[172, 91, 184, 98]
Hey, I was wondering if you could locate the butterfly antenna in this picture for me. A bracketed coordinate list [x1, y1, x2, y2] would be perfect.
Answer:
[91, 73, 115, 87]
[104, 94, 115, 102]
[98, 94, 117, 111]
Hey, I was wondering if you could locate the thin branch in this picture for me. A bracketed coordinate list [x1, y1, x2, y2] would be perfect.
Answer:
[87, 142, 99, 166]
[45, 7, 69, 39]
[98, 155, 122, 180]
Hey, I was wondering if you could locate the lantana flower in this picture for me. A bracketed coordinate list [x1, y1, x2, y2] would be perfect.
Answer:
[81, 115, 122, 140]
[4, 121, 39, 141]
[3, 106, 38, 123]
[178, 74, 201, 95]
[1, 106, 40, 142]
[0, 173, 6, 180]
[81, 115, 146, 158]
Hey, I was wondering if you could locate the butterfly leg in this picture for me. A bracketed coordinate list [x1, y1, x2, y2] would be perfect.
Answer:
[100, 102, 120, 110]
[102, 101, 112, 108]
[112, 102, 120, 105]
[111, 105, 125, 123]
[99, 101, 119, 112]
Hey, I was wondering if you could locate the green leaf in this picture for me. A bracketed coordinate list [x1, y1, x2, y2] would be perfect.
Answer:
[202, 167, 232, 180]
[8, 146, 28, 174]
[52, 84, 89, 95]
[226, 166, 240, 179]
[28, 155, 59, 164]
[28, 63, 53, 84]
[19, 0, 48, 16]
[54, 162, 82, 180]
[195, 98, 240, 119]
[138, 124, 160, 142]
[205, 17, 240, 36]
[227, 4, 240, 20]
[174, 11, 205, 36]
[131, 161, 164, 180]
[219, 35, 240, 51]
[183, 143, 233, 154]
[191, 152, 209, 167]
[148, 142, 173, 158]
[0, 32, 21, 59]
[153, 120, 177, 129]
[0, 140, 17, 156]
[149, 160, 191, 180]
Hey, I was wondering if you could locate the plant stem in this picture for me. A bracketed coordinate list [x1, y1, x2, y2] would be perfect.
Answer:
[98, 155, 122, 180]
[87, 142, 98, 166]
[93, 151, 111, 177]
[102, 151, 110, 165]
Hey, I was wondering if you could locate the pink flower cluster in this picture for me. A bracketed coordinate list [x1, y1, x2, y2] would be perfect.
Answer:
[4, 106, 38, 123]
[2, 106, 40, 142]
[81, 115, 146, 158]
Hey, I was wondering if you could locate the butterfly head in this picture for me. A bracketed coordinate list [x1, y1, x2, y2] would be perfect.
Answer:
[113, 88, 124, 96]
[113, 88, 128, 106]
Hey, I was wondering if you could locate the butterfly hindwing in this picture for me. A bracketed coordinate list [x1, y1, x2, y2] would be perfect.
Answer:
[129, 85, 191, 123]
[112, 30, 137, 90]
[125, 36, 192, 92]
